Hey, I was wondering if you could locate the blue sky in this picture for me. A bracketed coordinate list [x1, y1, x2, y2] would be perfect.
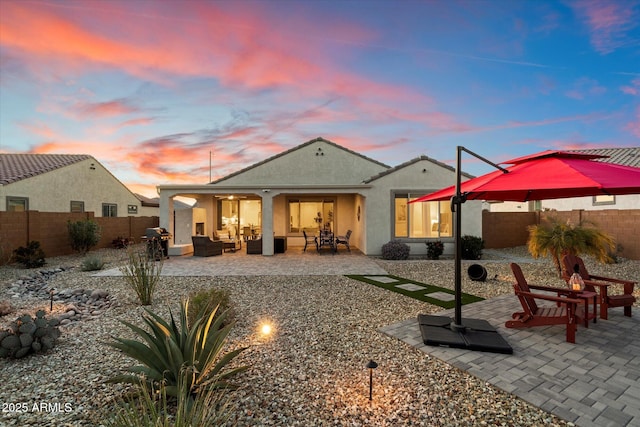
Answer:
[1, 0, 638, 197]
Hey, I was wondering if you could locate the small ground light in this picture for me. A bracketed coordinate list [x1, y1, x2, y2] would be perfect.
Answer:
[260, 323, 272, 336]
[366, 360, 378, 401]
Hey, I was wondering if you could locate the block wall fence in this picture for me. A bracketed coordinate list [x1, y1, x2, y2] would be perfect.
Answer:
[0, 211, 158, 261]
[0, 209, 637, 261]
[483, 209, 640, 260]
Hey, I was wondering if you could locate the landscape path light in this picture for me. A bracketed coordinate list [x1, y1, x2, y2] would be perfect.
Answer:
[366, 360, 378, 401]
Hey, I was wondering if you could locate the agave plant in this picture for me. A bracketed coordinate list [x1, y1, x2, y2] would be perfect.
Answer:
[527, 217, 615, 276]
[108, 299, 247, 397]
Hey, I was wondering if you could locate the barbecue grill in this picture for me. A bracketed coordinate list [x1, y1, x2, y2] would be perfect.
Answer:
[145, 227, 171, 259]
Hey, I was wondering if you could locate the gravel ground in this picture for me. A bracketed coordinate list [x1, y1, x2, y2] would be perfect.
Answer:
[1, 246, 638, 426]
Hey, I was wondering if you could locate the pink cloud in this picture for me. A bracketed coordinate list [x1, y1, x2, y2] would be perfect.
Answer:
[72, 99, 141, 119]
[571, 0, 639, 54]
[625, 106, 640, 137]
[621, 78, 640, 96]
[565, 77, 607, 100]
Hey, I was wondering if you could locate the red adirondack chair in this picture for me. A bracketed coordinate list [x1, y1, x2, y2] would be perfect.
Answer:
[562, 254, 636, 320]
[506, 263, 584, 343]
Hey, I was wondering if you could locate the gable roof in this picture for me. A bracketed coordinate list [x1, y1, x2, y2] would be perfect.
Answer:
[570, 147, 640, 167]
[211, 137, 390, 184]
[0, 154, 92, 185]
[363, 155, 474, 183]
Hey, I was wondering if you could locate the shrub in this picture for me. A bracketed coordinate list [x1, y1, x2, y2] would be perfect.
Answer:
[426, 240, 444, 260]
[461, 235, 484, 260]
[81, 255, 105, 271]
[112, 237, 134, 249]
[381, 240, 410, 260]
[68, 219, 102, 254]
[0, 310, 60, 359]
[187, 288, 233, 330]
[107, 299, 248, 398]
[13, 241, 46, 268]
[527, 217, 615, 275]
[120, 246, 163, 305]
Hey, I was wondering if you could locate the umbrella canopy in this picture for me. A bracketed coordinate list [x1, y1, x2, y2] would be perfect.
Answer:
[411, 150, 640, 203]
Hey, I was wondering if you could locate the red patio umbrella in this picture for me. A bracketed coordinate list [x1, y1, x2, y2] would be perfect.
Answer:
[412, 150, 640, 203]
[409, 147, 640, 354]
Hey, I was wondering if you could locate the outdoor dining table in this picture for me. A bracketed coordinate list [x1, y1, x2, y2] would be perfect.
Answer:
[317, 230, 336, 253]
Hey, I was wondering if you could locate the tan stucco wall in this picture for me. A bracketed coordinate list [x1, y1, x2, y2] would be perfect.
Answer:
[362, 158, 482, 256]
[0, 158, 145, 216]
[216, 140, 388, 186]
[541, 194, 640, 211]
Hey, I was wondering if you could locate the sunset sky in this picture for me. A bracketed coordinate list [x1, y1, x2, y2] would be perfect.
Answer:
[1, 0, 639, 197]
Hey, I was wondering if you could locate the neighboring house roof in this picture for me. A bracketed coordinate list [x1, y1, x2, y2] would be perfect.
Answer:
[570, 147, 640, 167]
[135, 194, 192, 209]
[134, 193, 160, 208]
[363, 155, 474, 183]
[0, 154, 91, 185]
[211, 136, 390, 184]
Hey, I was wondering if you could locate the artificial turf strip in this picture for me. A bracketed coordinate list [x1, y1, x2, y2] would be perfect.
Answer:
[345, 274, 484, 309]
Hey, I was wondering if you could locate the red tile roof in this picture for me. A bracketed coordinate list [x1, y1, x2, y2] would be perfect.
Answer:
[0, 154, 92, 185]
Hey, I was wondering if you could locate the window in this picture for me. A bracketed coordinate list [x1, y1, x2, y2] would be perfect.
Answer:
[289, 199, 334, 233]
[593, 195, 615, 206]
[7, 197, 28, 212]
[70, 201, 84, 213]
[394, 193, 452, 238]
[128, 204, 138, 214]
[102, 203, 117, 217]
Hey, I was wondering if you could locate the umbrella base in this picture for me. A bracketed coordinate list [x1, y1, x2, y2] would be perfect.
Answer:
[418, 314, 513, 354]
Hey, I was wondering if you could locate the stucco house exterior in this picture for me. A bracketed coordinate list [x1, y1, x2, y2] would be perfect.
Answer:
[0, 154, 156, 217]
[486, 147, 640, 212]
[158, 137, 482, 256]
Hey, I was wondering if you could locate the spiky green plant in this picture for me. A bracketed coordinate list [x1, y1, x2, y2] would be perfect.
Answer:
[120, 246, 162, 305]
[186, 288, 233, 330]
[527, 217, 615, 276]
[104, 371, 231, 427]
[107, 300, 247, 397]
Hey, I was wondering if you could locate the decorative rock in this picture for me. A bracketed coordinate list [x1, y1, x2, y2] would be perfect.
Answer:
[91, 289, 109, 299]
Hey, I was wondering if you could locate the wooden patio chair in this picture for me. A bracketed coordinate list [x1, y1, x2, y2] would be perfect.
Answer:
[562, 254, 636, 319]
[505, 263, 584, 343]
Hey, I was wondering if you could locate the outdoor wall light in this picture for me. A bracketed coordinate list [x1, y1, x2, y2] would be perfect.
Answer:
[366, 360, 378, 401]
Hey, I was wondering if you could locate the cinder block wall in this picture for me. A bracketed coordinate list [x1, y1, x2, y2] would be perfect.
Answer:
[0, 211, 158, 260]
[483, 209, 640, 260]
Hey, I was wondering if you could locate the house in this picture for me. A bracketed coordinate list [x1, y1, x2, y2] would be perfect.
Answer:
[486, 147, 640, 212]
[158, 137, 482, 256]
[0, 153, 155, 217]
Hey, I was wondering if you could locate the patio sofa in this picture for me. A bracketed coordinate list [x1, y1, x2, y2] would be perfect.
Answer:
[192, 236, 223, 257]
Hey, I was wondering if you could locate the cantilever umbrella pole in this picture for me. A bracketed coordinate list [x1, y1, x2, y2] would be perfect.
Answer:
[452, 146, 507, 330]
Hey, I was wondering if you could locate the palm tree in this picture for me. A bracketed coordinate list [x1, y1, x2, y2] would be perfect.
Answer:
[527, 217, 615, 276]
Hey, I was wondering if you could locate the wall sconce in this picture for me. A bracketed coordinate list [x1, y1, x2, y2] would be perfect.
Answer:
[366, 360, 378, 401]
